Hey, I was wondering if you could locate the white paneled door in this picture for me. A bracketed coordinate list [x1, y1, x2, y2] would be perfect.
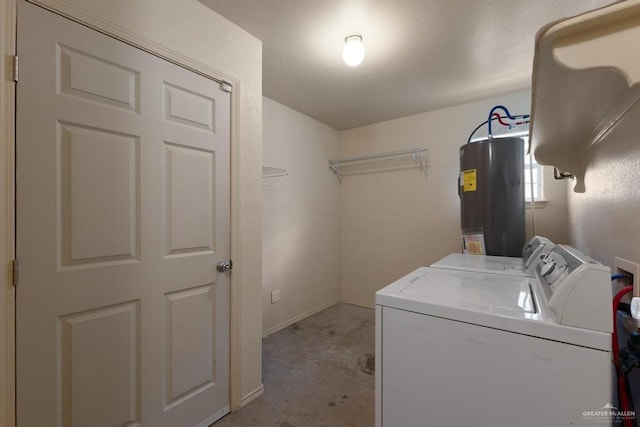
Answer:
[16, 2, 231, 426]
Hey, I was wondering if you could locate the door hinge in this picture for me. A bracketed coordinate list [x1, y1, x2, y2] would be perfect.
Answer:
[13, 55, 18, 83]
[11, 259, 19, 287]
[221, 81, 232, 93]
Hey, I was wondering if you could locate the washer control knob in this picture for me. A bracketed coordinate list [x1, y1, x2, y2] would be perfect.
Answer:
[541, 261, 556, 277]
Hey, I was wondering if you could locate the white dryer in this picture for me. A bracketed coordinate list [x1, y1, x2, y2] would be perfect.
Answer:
[375, 245, 614, 427]
[431, 235, 555, 277]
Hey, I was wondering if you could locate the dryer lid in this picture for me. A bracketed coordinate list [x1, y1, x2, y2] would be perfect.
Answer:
[431, 253, 526, 276]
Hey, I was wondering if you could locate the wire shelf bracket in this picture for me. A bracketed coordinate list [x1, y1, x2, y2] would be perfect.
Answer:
[262, 166, 288, 190]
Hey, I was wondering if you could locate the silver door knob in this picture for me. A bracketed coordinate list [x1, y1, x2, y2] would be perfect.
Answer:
[217, 260, 233, 273]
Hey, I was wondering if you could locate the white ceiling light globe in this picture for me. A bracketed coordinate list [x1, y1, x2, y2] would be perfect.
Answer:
[342, 34, 365, 67]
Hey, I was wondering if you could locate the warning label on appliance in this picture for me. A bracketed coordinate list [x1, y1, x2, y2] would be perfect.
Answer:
[463, 169, 477, 192]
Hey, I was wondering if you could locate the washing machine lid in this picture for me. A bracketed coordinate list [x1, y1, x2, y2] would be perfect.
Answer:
[431, 253, 528, 277]
[396, 266, 536, 316]
[376, 267, 611, 351]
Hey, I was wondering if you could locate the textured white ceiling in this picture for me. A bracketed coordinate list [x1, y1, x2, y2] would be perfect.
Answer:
[200, 0, 617, 130]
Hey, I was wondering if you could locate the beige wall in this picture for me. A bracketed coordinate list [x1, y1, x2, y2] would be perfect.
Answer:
[565, 96, 640, 415]
[339, 90, 569, 308]
[262, 97, 341, 335]
[567, 102, 640, 273]
[1, 0, 263, 420]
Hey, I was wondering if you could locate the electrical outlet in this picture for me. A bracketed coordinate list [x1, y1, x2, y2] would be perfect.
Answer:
[271, 290, 281, 304]
[615, 257, 640, 296]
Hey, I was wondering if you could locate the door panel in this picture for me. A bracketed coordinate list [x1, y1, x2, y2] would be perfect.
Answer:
[58, 44, 140, 112]
[165, 285, 216, 406]
[62, 122, 140, 264]
[165, 143, 215, 255]
[60, 301, 141, 427]
[16, 2, 230, 426]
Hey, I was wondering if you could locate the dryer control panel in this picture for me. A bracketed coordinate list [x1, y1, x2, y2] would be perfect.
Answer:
[536, 245, 612, 333]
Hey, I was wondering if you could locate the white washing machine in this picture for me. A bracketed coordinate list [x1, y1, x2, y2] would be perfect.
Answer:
[431, 235, 555, 277]
[375, 245, 614, 427]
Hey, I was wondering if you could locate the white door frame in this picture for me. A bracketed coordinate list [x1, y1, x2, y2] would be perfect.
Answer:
[0, 1, 264, 426]
[0, 0, 17, 426]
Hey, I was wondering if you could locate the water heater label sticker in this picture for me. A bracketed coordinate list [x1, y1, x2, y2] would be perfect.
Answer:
[463, 169, 477, 192]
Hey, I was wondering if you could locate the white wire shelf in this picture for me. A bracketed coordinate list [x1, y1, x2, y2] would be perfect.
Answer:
[328, 147, 428, 182]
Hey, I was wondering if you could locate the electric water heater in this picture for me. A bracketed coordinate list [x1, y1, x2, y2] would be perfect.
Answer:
[459, 137, 525, 257]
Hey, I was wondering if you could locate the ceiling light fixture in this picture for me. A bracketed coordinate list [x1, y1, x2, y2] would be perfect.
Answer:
[342, 34, 365, 67]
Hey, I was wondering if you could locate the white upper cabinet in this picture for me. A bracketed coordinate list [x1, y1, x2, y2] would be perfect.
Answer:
[530, 0, 640, 192]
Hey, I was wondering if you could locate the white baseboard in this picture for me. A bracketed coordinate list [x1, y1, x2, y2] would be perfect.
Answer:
[262, 298, 341, 338]
[340, 297, 375, 310]
[238, 384, 264, 409]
